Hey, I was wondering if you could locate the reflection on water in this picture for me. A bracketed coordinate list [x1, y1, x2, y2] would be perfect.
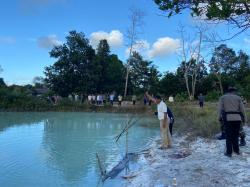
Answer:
[0, 112, 158, 187]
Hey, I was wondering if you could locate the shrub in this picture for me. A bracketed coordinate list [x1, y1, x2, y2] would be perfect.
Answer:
[172, 105, 221, 139]
[175, 92, 188, 102]
[205, 90, 220, 101]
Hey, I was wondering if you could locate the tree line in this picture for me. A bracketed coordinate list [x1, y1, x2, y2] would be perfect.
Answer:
[0, 30, 250, 103]
[44, 31, 250, 101]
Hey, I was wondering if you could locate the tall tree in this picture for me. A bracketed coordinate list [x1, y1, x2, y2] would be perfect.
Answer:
[177, 24, 204, 100]
[234, 50, 250, 82]
[129, 52, 160, 94]
[124, 7, 145, 97]
[95, 39, 110, 93]
[160, 71, 185, 97]
[103, 54, 125, 93]
[209, 44, 237, 94]
[44, 31, 97, 97]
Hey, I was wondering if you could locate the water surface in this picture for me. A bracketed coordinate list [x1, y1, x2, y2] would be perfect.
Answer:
[0, 112, 158, 187]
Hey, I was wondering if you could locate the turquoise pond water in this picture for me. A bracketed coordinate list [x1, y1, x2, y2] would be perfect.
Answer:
[0, 112, 159, 187]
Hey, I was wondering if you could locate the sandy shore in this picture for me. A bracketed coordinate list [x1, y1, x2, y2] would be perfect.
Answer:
[124, 127, 250, 187]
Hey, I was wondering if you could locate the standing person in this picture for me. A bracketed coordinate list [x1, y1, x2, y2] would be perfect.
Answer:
[118, 94, 123, 106]
[103, 94, 106, 105]
[145, 92, 172, 149]
[218, 86, 247, 157]
[109, 93, 114, 106]
[149, 94, 153, 106]
[92, 94, 96, 105]
[132, 95, 137, 105]
[88, 94, 92, 104]
[100, 94, 103, 105]
[198, 93, 204, 108]
[143, 95, 148, 105]
[97, 94, 100, 105]
[167, 107, 174, 136]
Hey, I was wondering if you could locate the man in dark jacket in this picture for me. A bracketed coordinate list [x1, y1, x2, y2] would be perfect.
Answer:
[218, 86, 247, 157]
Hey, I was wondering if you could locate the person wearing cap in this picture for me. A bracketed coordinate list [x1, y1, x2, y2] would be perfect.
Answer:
[145, 92, 172, 149]
[218, 86, 247, 157]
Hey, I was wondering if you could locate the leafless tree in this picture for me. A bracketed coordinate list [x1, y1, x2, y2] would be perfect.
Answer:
[177, 24, 206, 100]
[124, 7, 145, 97]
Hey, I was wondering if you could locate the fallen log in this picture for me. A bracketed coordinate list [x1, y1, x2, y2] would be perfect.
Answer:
[102, 153, 136, 182]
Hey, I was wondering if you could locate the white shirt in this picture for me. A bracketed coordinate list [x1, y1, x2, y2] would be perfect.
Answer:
[118, 95, 122, 101]
[88, 95, 92, 101]
[169, 96, 174, 102]
[157, 101, 167, 120]
[110, 94, 114, 101]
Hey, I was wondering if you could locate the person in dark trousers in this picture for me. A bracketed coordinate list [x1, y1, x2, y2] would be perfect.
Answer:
[167, 107, 174, 136]
[132, 95, 137, 105]
[143, 95, 148, 105]
[217, 93, 247, 146]
[218, 114, 246, 146]
[198, 93, 204, 108]
[218, 86, 247, 157]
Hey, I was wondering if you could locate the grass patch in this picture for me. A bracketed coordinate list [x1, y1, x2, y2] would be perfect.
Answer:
[170, 104, 221, 139]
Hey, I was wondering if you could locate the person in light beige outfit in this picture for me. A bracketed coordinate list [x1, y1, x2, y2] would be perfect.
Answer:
[146, 92, 172, 149]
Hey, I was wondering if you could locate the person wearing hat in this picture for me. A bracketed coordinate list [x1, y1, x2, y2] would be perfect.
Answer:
[218, 86, 247, 157]
[145, 92, 172, 149]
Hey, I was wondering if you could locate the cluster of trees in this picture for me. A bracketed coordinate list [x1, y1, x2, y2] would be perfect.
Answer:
[44, 31, 250, 101]
[44, 31, 160, 97]
[160, 44, 250, 100]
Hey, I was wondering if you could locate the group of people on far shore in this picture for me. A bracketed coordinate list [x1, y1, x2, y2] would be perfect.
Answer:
[87, 93, 124, 106]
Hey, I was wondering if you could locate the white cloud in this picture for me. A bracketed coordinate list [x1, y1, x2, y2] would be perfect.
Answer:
[90, 30, 123, 48]
[125, 40, 150, 57]
[148, 37, 180, 58]
[37, 35, 62, 49]
[244, 38, 250, 45]
[0, 37, 16, 44]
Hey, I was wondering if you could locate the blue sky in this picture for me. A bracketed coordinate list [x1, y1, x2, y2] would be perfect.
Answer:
[0, 0, 250, 85]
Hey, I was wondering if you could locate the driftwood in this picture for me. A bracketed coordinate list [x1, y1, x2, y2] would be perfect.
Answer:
[96, 153, 106, 176]
[97, 115, 140, 183]
[102, 153, 136, 182]
[114, 116, 140, 143]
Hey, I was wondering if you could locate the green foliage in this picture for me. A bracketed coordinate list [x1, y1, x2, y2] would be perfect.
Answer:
[0, 86, 50, 111]
[154, 1, 250, 30]
[45, 31, 97, 97]
[175, 92, 188, 102]
[173, 104, 220, 138]
[45, 34, 125, 96]
[0, 78, 6, 87]
[205, 90, 220, 101]
[160, 71, 185, 96]
[129, 52, 161, 94]
[210, 44, 237, 74]
[95, 40, 125, 93]
[241, 75, 250, 99]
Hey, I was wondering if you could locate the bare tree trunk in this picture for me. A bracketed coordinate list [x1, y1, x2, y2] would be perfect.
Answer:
[215, 73, 223, 95]
[184, 72, 191, 99]
[124, 7, 144, 98]
[191, 31, 203, 99]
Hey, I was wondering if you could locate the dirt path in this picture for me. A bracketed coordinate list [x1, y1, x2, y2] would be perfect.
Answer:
[125, 127, 250, 187]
